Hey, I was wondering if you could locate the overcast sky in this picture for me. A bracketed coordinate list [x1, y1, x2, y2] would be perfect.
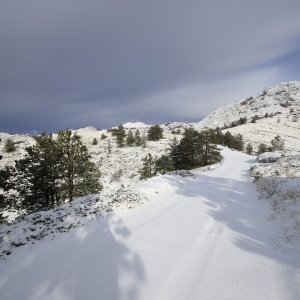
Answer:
[1, 0, 300, 133]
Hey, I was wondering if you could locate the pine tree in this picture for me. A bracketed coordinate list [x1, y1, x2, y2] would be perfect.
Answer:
[0, 166, 17, 220]
[257, 143, 268, 154]
[245, 143, 253, 155]
[200, 129, 222, 165]
[211, 127, 224, 145]
[57, 130, 101, 202]
[116, 125, 126, 147]
[223, 131, 235, 148]
[233, 134, 244, 151]
[224, 131, 244, 151]
[139, 153, 156, 179]
[13, 132, 62, 211]
[177, 128, 204, 169]
[4, 138, 16, 153]
[135, 130, 142, 146]
[270, 135, 284, 151]
[155, 155, 174, 174]
[92, 138, 98, 145]
[170, 137, 180, 170]
[147, 125, 163, 141]
[126, 130, 135, 146]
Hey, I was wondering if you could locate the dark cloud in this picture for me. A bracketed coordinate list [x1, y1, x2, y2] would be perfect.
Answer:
[1, 0, 300, 133]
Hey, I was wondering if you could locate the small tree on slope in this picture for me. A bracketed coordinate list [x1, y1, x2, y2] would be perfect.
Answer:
[139, 153, 156, 179]
[57, 130, 102, 202]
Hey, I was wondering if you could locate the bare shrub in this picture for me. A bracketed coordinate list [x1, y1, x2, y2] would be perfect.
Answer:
[111, 169, 123, 182]
[257, 177, 282, 198]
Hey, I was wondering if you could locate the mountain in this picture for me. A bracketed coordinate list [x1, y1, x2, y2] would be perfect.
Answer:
[197, 81, 300, 153]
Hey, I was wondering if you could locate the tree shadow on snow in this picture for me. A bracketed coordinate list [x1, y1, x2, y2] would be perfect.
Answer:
[0, 216, 145, 300]
[167, 170, 300, 269]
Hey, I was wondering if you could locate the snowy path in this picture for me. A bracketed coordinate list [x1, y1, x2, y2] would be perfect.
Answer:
[1, 148, 299, 300]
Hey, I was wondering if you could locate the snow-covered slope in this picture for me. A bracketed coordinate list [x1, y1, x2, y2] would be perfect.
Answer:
[0, 123, 187, 222]
[1, 148, 299, 300]
[197, 81, 300, 153]
[198, 81, 300, 128]
[223, 116, 300, 154]
[0, 133, 35, 167]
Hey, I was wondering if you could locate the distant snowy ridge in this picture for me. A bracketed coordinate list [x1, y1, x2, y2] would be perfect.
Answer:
[197, 81, 300, 153]
[123, 122, 150, 128]
[198, 81, 300, 129]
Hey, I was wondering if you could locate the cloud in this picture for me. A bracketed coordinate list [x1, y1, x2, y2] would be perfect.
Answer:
[0, 0, 300, 132]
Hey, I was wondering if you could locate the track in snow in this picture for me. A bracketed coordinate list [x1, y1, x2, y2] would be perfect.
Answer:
[0, 148, 299, 300]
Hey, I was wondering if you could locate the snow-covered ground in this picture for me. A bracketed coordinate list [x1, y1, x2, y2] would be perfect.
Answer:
[196, 81, 300, 154]
[1, 148, 299, 300]
[198, 81, 300, 130]
[223, 114, 300, 154]
[0, 123, 186, 222]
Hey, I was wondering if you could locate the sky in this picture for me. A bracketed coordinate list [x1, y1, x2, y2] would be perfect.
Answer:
[1, 0, 300, 133]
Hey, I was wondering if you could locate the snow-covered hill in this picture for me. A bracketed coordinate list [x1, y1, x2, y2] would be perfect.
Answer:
[198, 81, 300, 128]
[197, 81, 300, 153]
[1, 148, 299, 300]
[0, 123, 189, 223]
[1, 82, 300, 299]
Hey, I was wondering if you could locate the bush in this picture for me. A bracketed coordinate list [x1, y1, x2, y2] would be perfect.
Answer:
[92, 138, 98, 145]
[4, 138, 16, 153]
[257, 177, 282, 198]
[147, 125, 163, 141]
[111, 169, 123, 182]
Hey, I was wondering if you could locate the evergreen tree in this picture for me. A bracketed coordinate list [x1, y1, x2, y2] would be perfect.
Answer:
[4, 138, 16, 153]
[12, 133, 62, 212]
[200, 129, 222, 165]
[211, 127, 224, 145]
[126, 130, 135, 146]
[169, 138, 181, 170]
[245, 143, 253, 155]
[147, 125, 163, 141]
[155, 155, 174, 174]
[224, 131, 244, 151]
[57, 130, 101, 202]
[270, 135, 284, 151]
[139, 153, 156, 179]
[135, 130, 142, 146]
[101, 133, 107, 140]
[223, 131, 235, 148]
[233, 134, 244, 151]
[92, 138, 98, 145]
[180, 128, 205, 169]
[0, 166, 17, 219]
[257, 143, 268, 154]
[0, 131, 102, 218]
[116, 125, 126, 147]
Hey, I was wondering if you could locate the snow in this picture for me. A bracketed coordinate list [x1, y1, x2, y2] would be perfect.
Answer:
[122, 122, 150, 129]
[222, 115, 300, 154]
[1, 148, 299, 300]
[196, 81, 300, 154]
[257, 152, 282, 163]
[198, 81, 300, 129]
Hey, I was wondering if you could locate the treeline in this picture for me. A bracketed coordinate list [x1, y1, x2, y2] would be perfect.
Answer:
[107, 124, 163, 148]
[0, 130, 101, 221]
[139, 127, 245, 179]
